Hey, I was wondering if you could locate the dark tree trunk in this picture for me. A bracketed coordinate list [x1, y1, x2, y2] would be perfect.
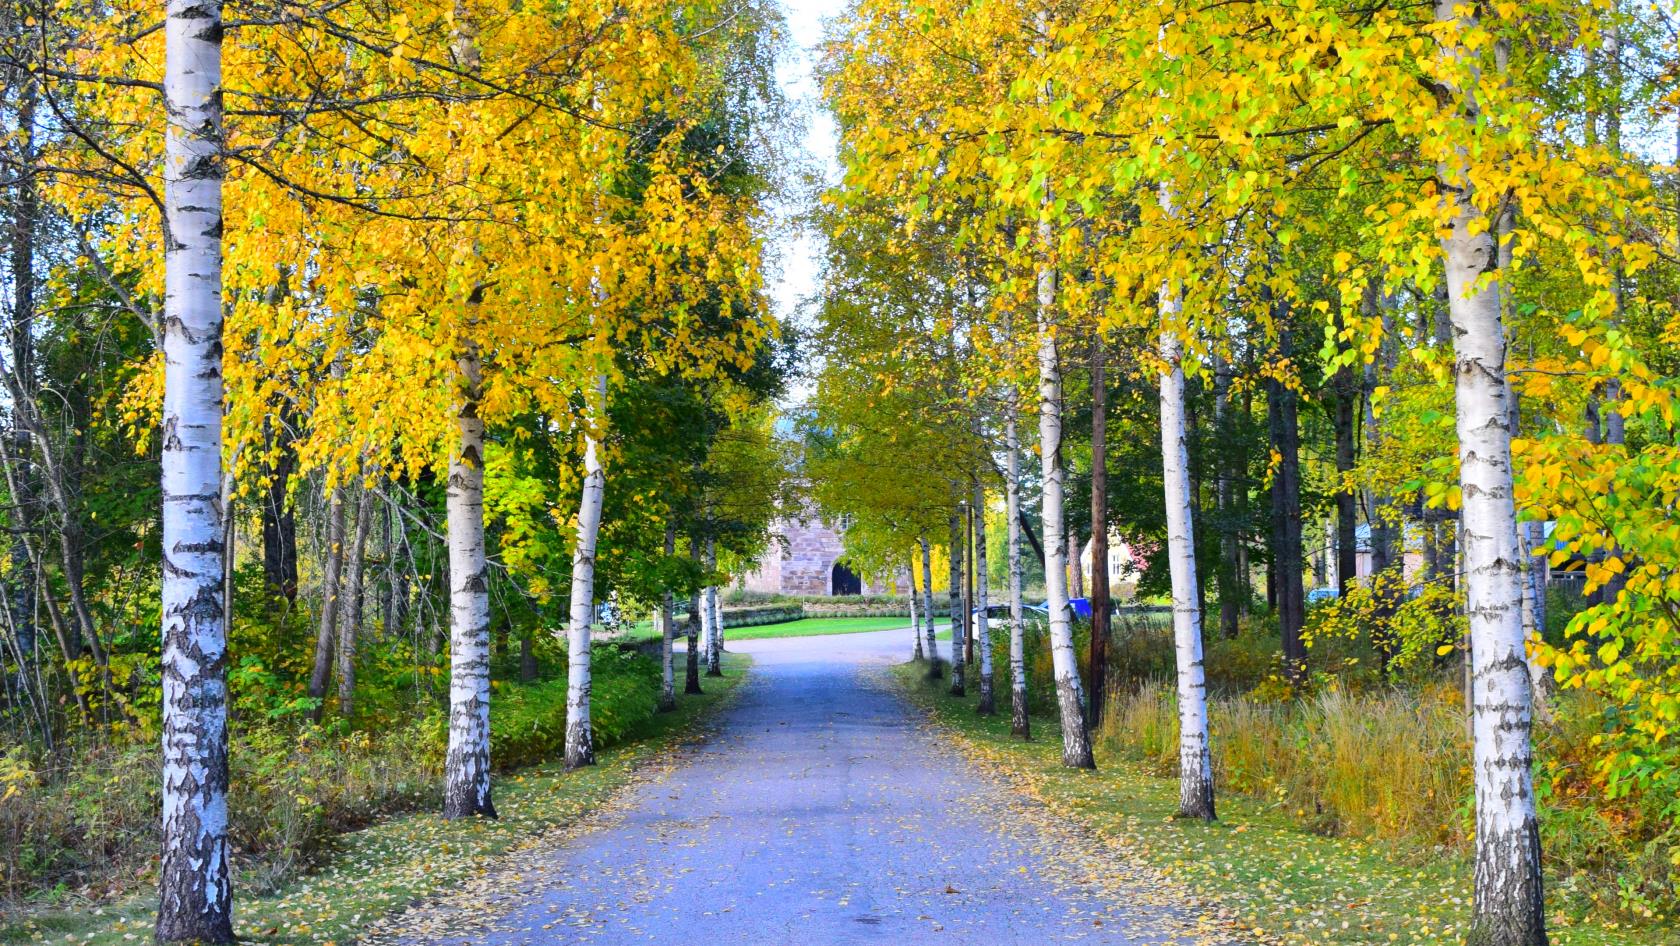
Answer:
[685, 535, 703, 696]
[1331, 315, 1359, 597]
[519, 633, 537, 683]
[338, 483, 375, 718]
[1087, 338, 1110, 727]
[262, 404, 300, 604]
[1268, 325, 1307, 686]
[1214, 354, 1240, 639]
[308, 483, 348, 721]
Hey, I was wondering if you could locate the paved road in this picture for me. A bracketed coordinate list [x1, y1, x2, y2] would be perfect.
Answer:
[394, 629, 1209, 945]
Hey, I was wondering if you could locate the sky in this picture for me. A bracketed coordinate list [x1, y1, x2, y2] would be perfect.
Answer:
[767, 0, 845, 401]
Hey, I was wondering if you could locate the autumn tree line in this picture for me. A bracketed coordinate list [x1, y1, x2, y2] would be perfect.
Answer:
[806, 1, 1680, 945]
[0, 0, 796, 940]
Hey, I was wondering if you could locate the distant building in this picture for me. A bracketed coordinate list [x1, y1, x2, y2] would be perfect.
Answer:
[1077, 532, 1144, 598]
[738, 514, 901, 596]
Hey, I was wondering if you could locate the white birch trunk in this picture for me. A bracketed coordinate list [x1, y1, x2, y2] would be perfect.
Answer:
[1157, 183, 1215, 819]
[443, 332, 494, 819]
[157, 0, 233, 937]
[1036, 222, 1094, 768]
[946, 508, 966, 696]
[564, 372, 608, 769]
[1437, 5, 1546, 942]
[1006, 389, 1029, 739]
[973, 477, 994, 715]
[658, 524, 676, 712]
[920, 536, 940, 677]
[704, 538, 722, 677]
[909, 556, 923, 661]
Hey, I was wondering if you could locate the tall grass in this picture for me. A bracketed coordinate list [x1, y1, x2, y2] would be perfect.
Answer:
[1099, 682, 1468, 845]
[1096, 679, 1678, 915]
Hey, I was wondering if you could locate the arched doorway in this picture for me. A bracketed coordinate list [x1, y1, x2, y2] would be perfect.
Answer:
[831, 561, 862, 596]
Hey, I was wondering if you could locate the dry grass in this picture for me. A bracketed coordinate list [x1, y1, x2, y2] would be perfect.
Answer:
[1100, 682, 1471, 847]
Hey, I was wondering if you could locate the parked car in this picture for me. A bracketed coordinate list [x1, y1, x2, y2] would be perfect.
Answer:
[1305, 587, 1338, 604]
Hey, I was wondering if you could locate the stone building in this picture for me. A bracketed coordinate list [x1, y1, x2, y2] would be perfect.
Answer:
[738, 515, 892, 596]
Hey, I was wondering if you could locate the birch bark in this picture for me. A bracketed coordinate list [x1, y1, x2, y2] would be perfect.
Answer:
[659, 523, 677, 712]
[564, 373, 608, 769]
[1006, 392, 1029, 739]
[973, 477, 994, 715]
[443, 329, 494, 818]
[157, 0, 233, 937]
[1437, 3, 1545, 939]
[685, 533, 704, 696]
[1036, 221, 1094, 769]
[946, 508, 966, 696]
[705, 537, 722, 677]
[1158, 186, 1214, 819]
[920, 536, 940, 677]
[909, 555, 923, 661]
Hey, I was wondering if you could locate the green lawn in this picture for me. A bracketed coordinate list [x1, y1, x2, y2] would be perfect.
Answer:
[728, 615, 909, 639]
[617, 614, 911, 643]
[890, 662, 1677, 946]
[2, 656, 752, 946]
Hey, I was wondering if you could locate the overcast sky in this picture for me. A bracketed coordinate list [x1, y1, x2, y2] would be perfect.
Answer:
[767, 0, 844, 402]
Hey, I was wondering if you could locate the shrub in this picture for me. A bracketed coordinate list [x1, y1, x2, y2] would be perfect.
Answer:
[1, 641, 667, 910]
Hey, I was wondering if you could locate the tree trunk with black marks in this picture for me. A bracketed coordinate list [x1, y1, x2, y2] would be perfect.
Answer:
[1036, 219, 1094, 769]
[1006, 391, 1029, 739]
[974, 476, 994, 715]
[921, 536, 940, 678]
[704, 537, 722, 677]
[658, 523, 677, 712]
[443, 332, 494, 819]
[685, 533, 704, 696]
[564, 373, 608, 769]
[156, 0, 234, 937]
[946, 507, 966, 697]
[1436, 2, 1547, 938]
[1158, 273, 1215, 821]
[909, 553, 923, 661]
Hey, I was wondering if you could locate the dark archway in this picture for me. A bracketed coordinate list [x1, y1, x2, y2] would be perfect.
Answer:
[831, 561, 862, 596]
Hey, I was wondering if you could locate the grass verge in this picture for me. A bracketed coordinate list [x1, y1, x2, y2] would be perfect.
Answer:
[889, 662, 1677, 946]
[1, 654, 750, 946]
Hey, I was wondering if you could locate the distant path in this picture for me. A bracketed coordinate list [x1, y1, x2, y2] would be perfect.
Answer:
[391, 629, 1212, 945]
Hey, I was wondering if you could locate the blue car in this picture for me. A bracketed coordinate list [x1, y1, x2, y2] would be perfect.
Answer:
[1033, 597, 1091, 619]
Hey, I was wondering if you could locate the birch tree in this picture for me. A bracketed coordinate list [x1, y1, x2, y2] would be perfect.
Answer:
[443, 324, 494, 818]
[909, 551, 924, 661]
[921, 535, 940, 676]
[1158, 270, 1215, 820]
[1436, 2, 1544, 939]
[946, 507, 966, 696]
[1036, 230, 1094, 769]
[564, 373, 609, 770]
[705, 537, 723, 677]
[658, 523, 677, 712]
[1005, 391, 1029, 739]
[156, 0, 233, 938]
[972, 476, 994, 715]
